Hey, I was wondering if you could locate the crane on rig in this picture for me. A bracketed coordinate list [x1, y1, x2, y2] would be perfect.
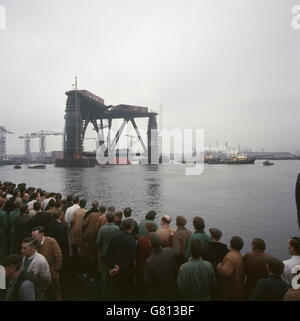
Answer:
[19, 130, 63, 161]
[0, 126, 14, 161]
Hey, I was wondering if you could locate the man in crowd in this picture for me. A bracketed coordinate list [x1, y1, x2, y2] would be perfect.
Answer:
[8, 199, 22, 254]
[252, 256, 290, 301]
[31, 226, 62, 300]
[1, 254, 36, 301]
[83, 201, 99, 221]
[144, 232, 178, 300]
[96, 212, 120, 295]
[20, 237, 51, 300]
[123, 207, 139, 239]
[14, 205, 31, 254]
[243, 238, 269, 299]
[172, 216, 192, 267]
[177, 238, 217, 300]
[217, 236, 245, 300]
[138, 210, 158, 238]
[185, 216, 210, 261]
[0, 200, 8, 261]
[113, 211, 123, 228]
[157, 215, 175, 248]
[107, 218, 136, 300]
[136, 222, 157, 297]
[29, 202, 52, 230]
[282, 237, 300, 286]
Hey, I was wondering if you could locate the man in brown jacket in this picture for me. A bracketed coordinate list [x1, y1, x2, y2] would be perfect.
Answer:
[217, 236, 245, 300]
[243, 238, 269, 299]
[81, 205, 106, 280]
[70, 199, 87, 265]
[31, 226, 62, 300]
[172, 216, 192, 267]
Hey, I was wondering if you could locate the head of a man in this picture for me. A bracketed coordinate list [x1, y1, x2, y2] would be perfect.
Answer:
[23, 193, 30, 202]
[31, 226, 45, 244]
[123, 207, 132, 218]
[33, 201, 41, 212]
[21, 238, 39, 258]
[191, 238, 203, 259]
[145, 210, 156, 221]
[230, 236, 244, 252]
[79, 199, 87, 209]
[114, 211, 123, 222]
[160, 215, 171, 227]
[145, 222, 157, 235]
[176, 216, 187, 228]
[1, 254, 23, 281]
[106, 212, 115, 223]
[73, 196, 79, 204]
[265, 256, 285, 277]
[99, 206, 107, 214]
[288, 237, 300, 256]
[91, 201, 99, 210]
[209, 228, 222, 242]
[20, 204, 28, 215]
[193, 216, 205, 232]
[252, 238, 266, 252]
[121, 218, 134, 233]
[149, 232, 163, 250]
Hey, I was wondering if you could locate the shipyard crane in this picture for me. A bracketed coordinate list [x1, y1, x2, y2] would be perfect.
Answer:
[0, 126, 14, 161]
[19, 130, 63, 160]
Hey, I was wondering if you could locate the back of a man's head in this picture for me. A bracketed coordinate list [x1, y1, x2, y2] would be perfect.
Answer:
[122, 218, 134, 231]
[66, 195, 73, 203]
[106, 212, 115, 223]
[73, 196, 79, 204]
[230, 236, 244, 251]
[33, 201, 41, 212]
[193, 216, 205, 231]
[145, 210, 156, 221]
[265, 256, 285, 276]
[1, 254, 23, 271]
[145, 222, 157, 233]
[176, 215, 187, 227]
[289, 236, 300, 255]
[20, 204, 28, 215]
[191, 238, 203, 259]
[124, 207, 132, 218]
[79, 199, 87, 208]
[252, 238, 266, 252]
[149, 232, 163, 249]
[99, 205, 106, 213]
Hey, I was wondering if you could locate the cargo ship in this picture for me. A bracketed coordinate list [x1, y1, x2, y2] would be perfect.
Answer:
[205, 148, 255, 164]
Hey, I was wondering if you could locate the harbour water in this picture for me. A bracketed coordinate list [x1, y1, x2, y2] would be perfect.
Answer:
[1, 160, 299, 260]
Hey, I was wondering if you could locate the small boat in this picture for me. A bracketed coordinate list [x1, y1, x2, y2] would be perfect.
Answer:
[14, 164, 21, 169]
[28, 165, 46, 169]
[263, 160, 274, 166]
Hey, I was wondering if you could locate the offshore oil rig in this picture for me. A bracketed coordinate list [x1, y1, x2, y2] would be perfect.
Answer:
[56, 79, 158, 167]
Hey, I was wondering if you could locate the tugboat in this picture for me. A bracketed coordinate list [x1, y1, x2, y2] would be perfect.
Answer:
[14, 164, 22, 169]
[263, 160, 274, 166]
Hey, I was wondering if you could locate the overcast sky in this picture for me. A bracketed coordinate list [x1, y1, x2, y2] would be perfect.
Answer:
[1, 0, 300, 154]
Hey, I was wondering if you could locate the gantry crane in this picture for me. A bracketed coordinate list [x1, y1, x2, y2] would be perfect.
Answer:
[0, 126, 14, 161]
[19, 130, 63, 160]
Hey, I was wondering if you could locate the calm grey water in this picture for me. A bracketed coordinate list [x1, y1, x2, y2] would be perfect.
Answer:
[1, 160, 299, 260]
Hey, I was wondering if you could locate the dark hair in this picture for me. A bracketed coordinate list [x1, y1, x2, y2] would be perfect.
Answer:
[22, 237, 39, 248]
[115, 211, 123, 219]
[33, 202, 41, 211]
[191, 238, 203, 258]
[30, 192, 38, 201]
[145, 210, 156, 221]
[32, 226, 45, 234]
[289, 237, 300, 254]
[67, 195, 73, 203]
[193, 216, 205, 231]
[92, 201, 99, 209]
[252, 238, 266, 251]
[123, 207, 132, 218]
[48, 199, 56, 208]
[49, 192, 56, 198]
[20, 204, 28, 215]
[73, 196, 79, 204]
[79, 199, 87, 208]
[1, 254, 23, 270]
[106, 212, 115, 223]
[149, 232, 163, 249]
[99, 206, 106, 213]
[265, 256, 285, 276]
[13, 199, 22, 209]
[107, 206, 115, 213]
[176, 215, 187, 227]
[145, 222, 157, 233]
[230, 236, 244, 251]
[122, 218, 133, 231]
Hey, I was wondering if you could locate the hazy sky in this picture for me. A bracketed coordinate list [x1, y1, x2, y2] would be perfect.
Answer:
[1, 0, 300, 154]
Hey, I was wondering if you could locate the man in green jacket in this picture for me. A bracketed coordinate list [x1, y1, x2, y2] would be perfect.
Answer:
[96, 212, 120, 296]
[178, 238, 217, 300]
[185, 216, 210, 262]
[138, 210, 158, 238]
